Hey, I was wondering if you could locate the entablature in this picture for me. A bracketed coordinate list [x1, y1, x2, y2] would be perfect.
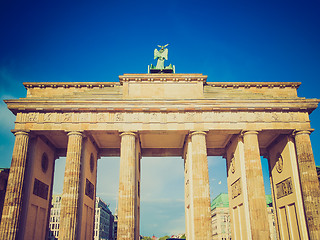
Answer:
[5, 98, 319, 115]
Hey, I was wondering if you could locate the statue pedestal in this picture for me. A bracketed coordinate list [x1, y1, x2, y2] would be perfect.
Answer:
[119, 73, 206, 99]
[149, 68, 174, 73]
[148, 64, 175, 74]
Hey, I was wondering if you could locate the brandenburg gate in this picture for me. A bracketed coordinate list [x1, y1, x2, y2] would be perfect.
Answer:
[1, 73, 320, 239]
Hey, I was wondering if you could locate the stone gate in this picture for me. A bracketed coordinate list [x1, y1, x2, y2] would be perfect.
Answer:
[0, 73, 320, 239]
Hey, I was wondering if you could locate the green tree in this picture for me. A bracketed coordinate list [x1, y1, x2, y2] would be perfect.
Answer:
[180, 234, 186, 239]
[159, 236, 170, 240]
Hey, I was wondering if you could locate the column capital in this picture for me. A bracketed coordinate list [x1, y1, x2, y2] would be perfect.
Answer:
[119, 131, 137, 138]
[66, 131, 83, 137]
[241, 130, 260, 136]
[293, 129, 314, 136]
[11, 130, 30, 136]
[189, 131, 207, 137]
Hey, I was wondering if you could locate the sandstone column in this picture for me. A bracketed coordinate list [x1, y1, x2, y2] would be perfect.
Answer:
[294, 130, 320, 239]
[117, 132, 138, 240]
[59, 131, 83, 240]
[0, 131, 29, 240]
[242, 130, 270, 239]
[184, 137, 193, 239]
[189, 131, 212, 239]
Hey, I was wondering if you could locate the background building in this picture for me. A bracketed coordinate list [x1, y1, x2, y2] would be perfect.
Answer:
[47, 195, 115, 240]
[0, 168, 9, 225]
[211, 193, 231, 240]
[211, 193, 277, 240]
[113, 210, 118, 240]
[48, 195, 61, 239]
[95, 197, 115, 240]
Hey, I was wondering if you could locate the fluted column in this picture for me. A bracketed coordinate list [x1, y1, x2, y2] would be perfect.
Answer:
[242, 130, 270, 239]
[184, 137, 193, 240]
[190, 131, 212, 239]
[294, 130, 320, 239]
[0, 131, 29, 240]
[59, 131, 83, 240]
[117, 132, 137, 240]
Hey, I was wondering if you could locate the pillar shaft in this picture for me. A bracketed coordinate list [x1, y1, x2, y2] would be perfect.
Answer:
[294, 130, 320, 239]
[243, 131, 270, 239]
[184, 137, 194, 239]
[59, 131, 83, 240]
[0, 131, 29, 240]
[190, 131, 212, 239]
[117, 132, 137, 240]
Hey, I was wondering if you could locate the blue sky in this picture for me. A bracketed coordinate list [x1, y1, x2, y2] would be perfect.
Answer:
[1, 0, 320, 237]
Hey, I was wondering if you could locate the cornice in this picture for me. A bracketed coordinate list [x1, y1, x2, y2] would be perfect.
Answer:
[23, 80, 300, 90]
[23, 82, 120, 89]
[205, 82, 300, 89]
[119, 73, 207, 84]
[4, 98, 319, 114]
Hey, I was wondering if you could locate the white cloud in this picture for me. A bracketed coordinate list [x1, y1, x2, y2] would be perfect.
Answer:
[167, 216, 186, 236]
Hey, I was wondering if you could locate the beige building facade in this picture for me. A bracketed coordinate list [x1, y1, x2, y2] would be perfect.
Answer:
[211, 193, 277, 240]
[0, 73, 320, 240]
[47, 195, 114, 240]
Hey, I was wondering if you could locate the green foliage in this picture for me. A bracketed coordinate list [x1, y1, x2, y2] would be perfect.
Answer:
[180, 234, 186, 239]
[158, 236, 170, 240]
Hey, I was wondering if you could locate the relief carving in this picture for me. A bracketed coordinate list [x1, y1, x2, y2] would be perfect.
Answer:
[33, 178, 49, 200]
[167, 112, 177, 122]
[271, 113, 280, 121]
[230, 153, 235, 174]
[115, 112, 123, 122]
[231, 178, 241, 199]
[202, 112, 213, 121]
[79, 113, 88, 122]
[97, 113, 105, 122]
[276, 177, 293, 199]
[149, 112, 160, 122]
[16, 110, 303, 125]
[28, 112, 37, 122]
[132, 112, 140, 122]
[185, 112, 195, 122]
[63, 113, 72, 122]
[85, 178, 95, 200]
[43, 113, 52, 122]
[275, 153, 284, 173]
[41, 152, 49, 173]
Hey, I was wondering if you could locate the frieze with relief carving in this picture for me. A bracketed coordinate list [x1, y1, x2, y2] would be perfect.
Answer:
[18, 111, 305, 124]
[276, 177, 293, 199]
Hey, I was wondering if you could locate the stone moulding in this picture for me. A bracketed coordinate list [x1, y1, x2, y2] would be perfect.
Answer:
[24, 82, 120, 89]
[206, 82, 300, 89]
[4, 75, 319, 134]
[119, 73, 207, 83]
[4, 99, 319, 115]
[23, 81, 300, 90]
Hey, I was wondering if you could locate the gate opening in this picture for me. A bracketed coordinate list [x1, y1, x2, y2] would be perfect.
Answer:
[140, 157, 185, 238]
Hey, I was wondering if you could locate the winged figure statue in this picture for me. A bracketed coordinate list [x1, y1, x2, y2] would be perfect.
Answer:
[154, 44, 169, 69]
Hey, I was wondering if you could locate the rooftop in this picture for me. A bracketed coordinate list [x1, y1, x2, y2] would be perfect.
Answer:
[211, 193, 273, 210]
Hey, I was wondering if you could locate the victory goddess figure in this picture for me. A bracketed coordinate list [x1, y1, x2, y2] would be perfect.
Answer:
[154, 44, 169, 69]
[149, 44, 175, 73]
